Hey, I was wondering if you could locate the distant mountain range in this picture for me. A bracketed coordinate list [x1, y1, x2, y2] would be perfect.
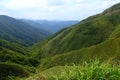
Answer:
[21, 19, 79, 33]
[1, 2, 120, 79]
[0, 15, 52, 79]
[0, 15, 51, 54]
[0, 15, 51, 45]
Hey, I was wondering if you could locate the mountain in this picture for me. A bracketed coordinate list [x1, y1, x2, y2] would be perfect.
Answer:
[0, 15, 51, 54]
[31, 3, 120, 69]
[22, 20, 79, 33]
[0, 15, 51, 46]
[0, 46, 39, 79]
[0, 15, 51, 79]
[1, 2, 120, 79]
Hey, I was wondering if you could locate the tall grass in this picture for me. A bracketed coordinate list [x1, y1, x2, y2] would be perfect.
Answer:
[54, 60, 120, 80]
[28, 60, 120, 80]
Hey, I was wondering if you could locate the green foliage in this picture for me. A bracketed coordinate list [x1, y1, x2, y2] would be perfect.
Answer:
[110, 25, 120, 38]
[39, 37, 120, 69]
[0, 47, 39, 68]
[0, 62, 29, 80]
[0, 15, 51, 46]
[27, 60, 120, 80]
[30, 3, 120, 70]
[33, 3, 120, 58]
[1, 2, 120, 80]
[0, 39, 28, 54]
[103, 2, 120, 14]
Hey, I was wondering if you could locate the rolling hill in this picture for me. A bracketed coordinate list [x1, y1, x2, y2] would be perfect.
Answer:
[0, 15, 51, 54]
[0, 15, 51, 79]
[31, 2, 120, 69]
[0, 15, 51, 46]
[1, 2, 120, 80]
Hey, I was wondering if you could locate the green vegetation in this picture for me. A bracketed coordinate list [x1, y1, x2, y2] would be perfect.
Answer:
[28, 60, 120, 80]
[32, 3, 120, 58]
[1, 2, 120, 80]
[0, 47, 39, 67]
[0, 39, 28, 54]
[0, 15, 51, 79]
[28, 3, 120, 79]
[39, 37, 120, 69]
[0, 15, 51, 46]
[0, 62, 29, 80]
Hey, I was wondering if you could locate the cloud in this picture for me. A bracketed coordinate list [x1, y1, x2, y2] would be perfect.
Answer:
[46, 0, 64, 6]
[0, 0, 47, 10]
[0, 0, 120, 20]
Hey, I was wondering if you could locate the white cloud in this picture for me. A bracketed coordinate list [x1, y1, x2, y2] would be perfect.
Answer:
[0, 0, 120, 20]
[1, 0, 47, 10]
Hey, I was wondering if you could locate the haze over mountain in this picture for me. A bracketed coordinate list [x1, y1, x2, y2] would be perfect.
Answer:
[0, 15, 51, 79]
[0, 15, 51, 45]
[0, 2, 120, 80]
[22, 20, 79, 33]
[0, 15, 51, 54]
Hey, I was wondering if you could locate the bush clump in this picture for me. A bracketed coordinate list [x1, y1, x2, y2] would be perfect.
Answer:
[0, 62, 29, 80]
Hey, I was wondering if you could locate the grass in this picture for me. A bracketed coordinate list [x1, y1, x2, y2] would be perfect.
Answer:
[0, 62, 29, 80]
[32, 5, 120, 59]
[27, 59, 120, 80]
[38, 37, 120, 70]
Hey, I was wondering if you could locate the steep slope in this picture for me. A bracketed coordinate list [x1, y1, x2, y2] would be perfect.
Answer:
[0, 46, 34, 66]
[0, 15, 51, 46]
[40, 37, 120, 69]
[32, 3, 120, 69]
[22, 20, 79, 33]
[0, 15, 51, 54]
[32, 3, 120, 58]
[0, 15, 51, 78]
[0, 46, 40, 79]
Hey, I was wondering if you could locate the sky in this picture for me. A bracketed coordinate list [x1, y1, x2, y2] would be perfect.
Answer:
[0, 0, 120, 20]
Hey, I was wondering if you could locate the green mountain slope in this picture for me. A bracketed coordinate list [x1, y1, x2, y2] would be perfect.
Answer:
[0, 15, 52, 78]
[32, 3, 120, 58]
[28, 60, 120, 80]
[0, 15, 51, 54]
[0, 46, 39, 79]
[0, 15, 51, 46]
[29, 3, 120, 70]
[39, 37, 120, 69]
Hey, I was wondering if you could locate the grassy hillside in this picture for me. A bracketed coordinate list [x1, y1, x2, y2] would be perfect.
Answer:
[0, 15, 51, 79]
[0, 39, 28, 54]
[1, 2, 120, 80]
[0, 62, 29, 80]
[39, 37, 120, 69]
[28, 60, 120, 80]
[29, 2, 120, 70]
[38, 25, 120, 70]
[0, 47, 39, 66]
[32, 3, 120, 58]
[0, 15, 51, 48]
[0, 46, 40, 79]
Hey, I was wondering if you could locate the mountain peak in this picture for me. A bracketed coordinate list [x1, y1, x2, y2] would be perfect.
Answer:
[103, 2, 120, 13]
[0, 15, 12, 18]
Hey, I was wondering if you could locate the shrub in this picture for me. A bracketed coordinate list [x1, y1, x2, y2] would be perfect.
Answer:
[0, 62, 29, 80]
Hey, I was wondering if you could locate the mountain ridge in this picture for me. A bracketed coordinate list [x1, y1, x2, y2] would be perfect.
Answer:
[22, 19, 79, 33]
[30, 2, 120, 70]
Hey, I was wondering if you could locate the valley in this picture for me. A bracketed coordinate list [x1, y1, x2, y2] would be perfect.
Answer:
[0, 2, 120, 80]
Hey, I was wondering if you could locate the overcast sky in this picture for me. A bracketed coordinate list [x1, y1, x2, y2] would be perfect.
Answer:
[0, 0, 120, 20]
